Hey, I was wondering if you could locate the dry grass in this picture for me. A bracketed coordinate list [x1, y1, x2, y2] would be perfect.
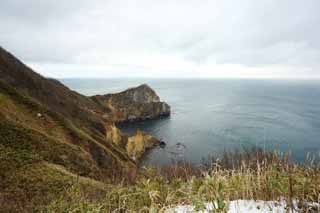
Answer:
[45, 148, 320, 212]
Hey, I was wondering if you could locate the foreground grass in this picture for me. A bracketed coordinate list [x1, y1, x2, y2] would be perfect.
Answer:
[46, 149, 320, 212]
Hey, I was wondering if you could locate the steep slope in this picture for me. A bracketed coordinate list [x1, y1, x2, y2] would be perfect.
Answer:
[0, 46, 107, 137]
[0, 112, 107, 211]
[0, 79, 140, 211]
[0, 47, 136, 211]
[0, 80, 134, 172]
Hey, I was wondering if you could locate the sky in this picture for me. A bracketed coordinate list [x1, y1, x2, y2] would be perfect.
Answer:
[1, 0, 320, 78]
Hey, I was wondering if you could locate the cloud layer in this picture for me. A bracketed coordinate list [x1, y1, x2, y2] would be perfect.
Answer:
[1, 0, 320, 78]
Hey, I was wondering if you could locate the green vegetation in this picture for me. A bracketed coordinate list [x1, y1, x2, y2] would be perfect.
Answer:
[0, 83, 133, 211]
[0, 117, 98, 212]
[0, 143, 108, 212]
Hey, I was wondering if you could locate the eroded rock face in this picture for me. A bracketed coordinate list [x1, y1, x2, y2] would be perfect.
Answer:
[127, 130, 160, 161]
[105, 123, 160, 161]
[92, 84, 170, 123]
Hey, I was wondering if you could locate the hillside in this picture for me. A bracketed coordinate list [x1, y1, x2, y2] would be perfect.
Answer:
[0, 46, 169, 211]
[0, 47, 108, 138]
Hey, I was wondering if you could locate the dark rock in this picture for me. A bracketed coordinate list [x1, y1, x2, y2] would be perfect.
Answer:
[159, 141, 166, 148]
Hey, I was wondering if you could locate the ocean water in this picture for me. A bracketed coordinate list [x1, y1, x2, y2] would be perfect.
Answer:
[61, 78, 320, 165]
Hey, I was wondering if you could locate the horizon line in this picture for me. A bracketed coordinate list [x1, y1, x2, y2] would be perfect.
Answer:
[54, 76, 320, 80]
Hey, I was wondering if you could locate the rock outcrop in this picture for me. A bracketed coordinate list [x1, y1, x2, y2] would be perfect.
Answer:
[127, 130, 161, 161]
[106, 123, 163, 161]
[92, 84, 170, 123]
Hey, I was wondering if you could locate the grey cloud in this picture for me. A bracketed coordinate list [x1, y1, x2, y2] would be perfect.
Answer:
[174, 0, 320, 66]
[0, 1, 92, 25]
[0, 0, 320, 74]
[0, 0, 98, 62]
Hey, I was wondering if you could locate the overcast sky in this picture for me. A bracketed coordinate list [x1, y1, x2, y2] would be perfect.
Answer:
[1, 0, 320, 78]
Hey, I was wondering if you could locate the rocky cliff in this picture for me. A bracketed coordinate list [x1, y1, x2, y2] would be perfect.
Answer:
[92, 84, 170, 123]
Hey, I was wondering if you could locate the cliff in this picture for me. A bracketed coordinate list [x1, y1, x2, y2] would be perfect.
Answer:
[92, 84, 170, 123]
[0, 46, 169, 211]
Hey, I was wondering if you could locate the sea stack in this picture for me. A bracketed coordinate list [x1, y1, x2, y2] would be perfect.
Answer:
[92, 84, 171, 123]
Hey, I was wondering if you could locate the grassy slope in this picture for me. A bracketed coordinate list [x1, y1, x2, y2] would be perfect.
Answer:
[0, 46, 105, 137]
[0, 80, 136, 211]
[0, 116, 106, 212]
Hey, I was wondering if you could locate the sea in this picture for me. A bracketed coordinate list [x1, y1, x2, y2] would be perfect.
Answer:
[61, 78, 320, 165]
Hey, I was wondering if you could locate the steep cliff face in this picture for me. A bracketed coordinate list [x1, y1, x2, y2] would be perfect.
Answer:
[92, 84, 170, 123]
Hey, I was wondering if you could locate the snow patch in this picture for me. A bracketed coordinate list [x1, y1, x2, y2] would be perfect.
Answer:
[166, 200, 320, 213]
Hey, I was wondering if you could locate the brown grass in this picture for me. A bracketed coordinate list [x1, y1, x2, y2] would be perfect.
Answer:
[44, 148, 320, 212]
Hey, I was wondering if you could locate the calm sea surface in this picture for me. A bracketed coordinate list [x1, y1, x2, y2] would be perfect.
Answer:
[61, 78, 320, 165]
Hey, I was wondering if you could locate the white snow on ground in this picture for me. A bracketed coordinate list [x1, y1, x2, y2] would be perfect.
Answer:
[165, 200, 320, 213]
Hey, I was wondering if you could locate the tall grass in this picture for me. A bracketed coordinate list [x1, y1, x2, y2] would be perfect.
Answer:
[45, 148, 320, 212]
